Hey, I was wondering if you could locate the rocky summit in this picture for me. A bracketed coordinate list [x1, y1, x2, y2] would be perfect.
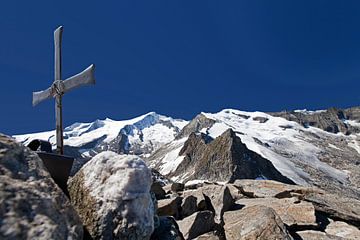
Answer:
[0, 134, 83, 240]
[4, 106, 360, 239]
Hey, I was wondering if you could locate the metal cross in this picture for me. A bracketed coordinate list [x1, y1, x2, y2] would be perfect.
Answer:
[32, 26, 96, 155]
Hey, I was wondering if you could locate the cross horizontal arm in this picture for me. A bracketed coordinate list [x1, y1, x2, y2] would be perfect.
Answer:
[32, 87, 52, 106]
[62, 64, 95, 93]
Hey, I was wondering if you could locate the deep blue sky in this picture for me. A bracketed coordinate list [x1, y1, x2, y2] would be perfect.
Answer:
[1, 1, 360, 134]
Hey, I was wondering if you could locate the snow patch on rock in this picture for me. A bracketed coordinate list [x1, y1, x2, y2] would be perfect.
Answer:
[80, 151, 154, 238]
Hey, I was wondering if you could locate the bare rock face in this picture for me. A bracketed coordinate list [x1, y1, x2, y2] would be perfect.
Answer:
[172, 129, 294, 183]
[180, 184, 234, 224]
[150, 216, 184, 240]
[236, 198, 316, 227]
[151, 181, 166, 200]
[177, 211, 215, 240]
[223, 205, 293, 240]
[0, 134, 83, 240]
[176, 114, 216, 140]
[325, 221, 360, 240]
[197, 185, 234, 224]
[194, 232, 220, 240]
[296, 230, 344, 240]
[232, 179, 321, 198]
[269, 108, 350, 134]
[181, 195, 198, 218]
[157, 197, 182, 219]
[68, 151, 154, 240]
[302, 192, 360, 227]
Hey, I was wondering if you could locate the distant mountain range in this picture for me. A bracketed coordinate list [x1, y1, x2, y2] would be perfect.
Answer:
[14, 107, 360, 200]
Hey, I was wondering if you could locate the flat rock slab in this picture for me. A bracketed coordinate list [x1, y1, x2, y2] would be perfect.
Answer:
[296, 230, 344, 240]
[0, 134, 83, 240]
[223, 205, 293, 240]
[232, 179, 321, 198]
[325, 221, 360, 240]
[236, 197, 316, 227]
[177, 210, 215, 240]
[194, 232, 220, 240]
[303, 192, 360, 227]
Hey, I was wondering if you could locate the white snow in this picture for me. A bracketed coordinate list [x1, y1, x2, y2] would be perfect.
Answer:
[13, 112, 188, 156]
[348, 138, 360, 155]
[157, 138, 188, 175]
[201, 109, 348, 185]
[153, 108, 349, 185]
[328, 143, 341, 151]
[294, 109, 327, 115]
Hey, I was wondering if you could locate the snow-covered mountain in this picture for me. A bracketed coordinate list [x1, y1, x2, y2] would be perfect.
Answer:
[13, 107, 360, 199]
[148, 108, 360, 199]
[14, 112, 188, 159]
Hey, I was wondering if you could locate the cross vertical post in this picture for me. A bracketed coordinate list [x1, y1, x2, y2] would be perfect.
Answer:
[32, 26, 96, 155]
[54, 26, 64, 154]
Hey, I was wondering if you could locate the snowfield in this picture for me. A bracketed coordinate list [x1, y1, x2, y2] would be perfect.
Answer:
[14, 112, 188, 158]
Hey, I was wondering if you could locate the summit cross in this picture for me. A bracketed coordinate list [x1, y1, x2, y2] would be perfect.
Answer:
[32, 26, 96, 155]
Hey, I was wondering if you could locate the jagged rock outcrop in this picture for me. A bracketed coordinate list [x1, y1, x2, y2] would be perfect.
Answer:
[269, 107, 360, 135]
[169, 180, 360, 239]
[223, 206, 293, 240]
[68, 151, 154, 240]
[176, 114, 215, 140]
[0, 134, 83, 240]
[171, 129, 294, 183]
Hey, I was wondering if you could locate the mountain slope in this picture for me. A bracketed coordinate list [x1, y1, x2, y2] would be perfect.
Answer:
[148, 108, 360, 199]
[14, 112, 188, 159]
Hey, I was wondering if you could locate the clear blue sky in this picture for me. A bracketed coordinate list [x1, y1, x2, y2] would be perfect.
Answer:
[1, 1, 360, 135]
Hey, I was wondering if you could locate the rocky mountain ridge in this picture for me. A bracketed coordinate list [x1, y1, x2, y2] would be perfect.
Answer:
[13, 107, 360, 199]
[148, 107, 360, 200]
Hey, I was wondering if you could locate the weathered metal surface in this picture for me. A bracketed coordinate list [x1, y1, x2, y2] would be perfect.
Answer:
[63, 64, 96, 92]
[37, 152, 74, 197]
[32, 26, 96, 155]
[32, 87, 52, 106]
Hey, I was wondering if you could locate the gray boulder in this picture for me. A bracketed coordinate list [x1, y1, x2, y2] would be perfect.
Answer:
[325, 221, 360, 240]
[303, 192, 360, 227]
[151, 181, 166, 200]
[223, 205, 293, 240]
[236, 197, 316, 227]
[177, 211, 215, 240]
[0, 134, 83, 240]
[68, 151, 154, 240]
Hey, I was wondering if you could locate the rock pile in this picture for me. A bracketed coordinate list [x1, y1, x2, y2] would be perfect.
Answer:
[2, 133, 360, 240]
[153, 179, 360, 240]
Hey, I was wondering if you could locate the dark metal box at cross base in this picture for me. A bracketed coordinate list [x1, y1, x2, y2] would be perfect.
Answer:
[37, 152, 73, 197]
